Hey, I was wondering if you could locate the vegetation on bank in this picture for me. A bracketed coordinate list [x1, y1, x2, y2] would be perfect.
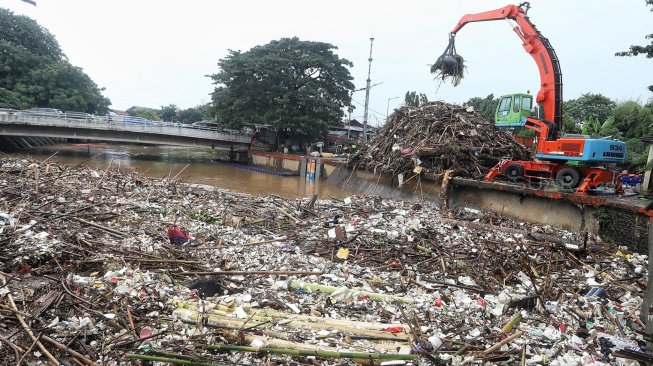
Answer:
[0, 8, 110, 113]
[208, 37, 355, 141]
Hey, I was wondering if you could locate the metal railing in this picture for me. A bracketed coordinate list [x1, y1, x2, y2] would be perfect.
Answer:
[0, 108, 243, 136]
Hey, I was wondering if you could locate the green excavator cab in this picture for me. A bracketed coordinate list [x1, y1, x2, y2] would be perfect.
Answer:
[494, 93, 534, 127]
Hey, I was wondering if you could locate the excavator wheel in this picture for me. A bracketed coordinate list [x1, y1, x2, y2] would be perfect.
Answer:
[504, 164, 524, 182]
[555, 168, 581, 189]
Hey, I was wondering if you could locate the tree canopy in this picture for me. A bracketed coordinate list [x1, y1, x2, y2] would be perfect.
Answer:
[611, 101, 653, 139]
[404, 91, 428, 107]
[209, 37, 354, 141]
[615, 0, 653, 92]
[126, 106, 161, 121]
[159, 104, 179, 122]
[0, 8, 110, 113]
[464, 94, 498, 121]
[564, 93, 616, 125]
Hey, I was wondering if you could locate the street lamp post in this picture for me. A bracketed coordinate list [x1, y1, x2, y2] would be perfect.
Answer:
[386, 96, 399, 121]
[362, 37, 374, 144]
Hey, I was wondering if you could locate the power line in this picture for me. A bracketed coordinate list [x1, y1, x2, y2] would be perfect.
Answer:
[351, 99, 386, 117]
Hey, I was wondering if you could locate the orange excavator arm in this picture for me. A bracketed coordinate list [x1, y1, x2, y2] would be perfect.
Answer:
[450, 2, 563, 133]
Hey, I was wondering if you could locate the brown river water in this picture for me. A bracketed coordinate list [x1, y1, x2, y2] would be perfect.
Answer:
[16, 143, 351, 199]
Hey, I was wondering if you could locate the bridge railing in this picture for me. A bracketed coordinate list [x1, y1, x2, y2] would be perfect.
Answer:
[0, 112, 251, 144]
[0, 108, 248, 137]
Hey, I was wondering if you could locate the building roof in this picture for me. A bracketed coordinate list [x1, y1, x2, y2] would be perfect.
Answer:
[641, 136, 653, 143]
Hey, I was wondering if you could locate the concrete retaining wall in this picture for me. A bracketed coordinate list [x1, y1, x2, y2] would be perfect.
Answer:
[248, 152, 345, 179]
[250, 153, 301, 173]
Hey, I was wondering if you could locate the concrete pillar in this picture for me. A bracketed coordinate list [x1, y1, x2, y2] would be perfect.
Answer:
[298, 156, 307, 196]
[314, 158, 322, 194]
[299, 156, 307, 178]
[644, 144, 653, 193]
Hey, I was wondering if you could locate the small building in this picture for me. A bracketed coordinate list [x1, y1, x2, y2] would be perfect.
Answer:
[329, 119, 377, 140]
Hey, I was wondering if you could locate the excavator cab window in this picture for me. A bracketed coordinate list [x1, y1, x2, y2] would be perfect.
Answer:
[513, 95, 521, 113]
[498, 96, 512, 117]
[521, 96, 532, 111]
[495, 93, 533, 128]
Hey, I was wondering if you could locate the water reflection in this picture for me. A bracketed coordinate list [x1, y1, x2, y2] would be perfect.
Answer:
[19, 144, 351, 199]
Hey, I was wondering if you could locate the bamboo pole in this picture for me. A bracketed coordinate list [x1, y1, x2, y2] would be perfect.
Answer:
[128, 354, 226, 366]
[208, 344, 417, 360]
[482, 330, 524, 354]
[173, 308, 409, 341]
[290, 281, 414, 304]
[174, 301, 406, 331]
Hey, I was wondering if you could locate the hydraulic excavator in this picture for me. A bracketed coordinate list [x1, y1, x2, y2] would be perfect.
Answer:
[441, 2, 626, 194]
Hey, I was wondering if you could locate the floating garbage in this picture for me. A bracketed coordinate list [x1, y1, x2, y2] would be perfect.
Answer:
[0, 156, 649, 365]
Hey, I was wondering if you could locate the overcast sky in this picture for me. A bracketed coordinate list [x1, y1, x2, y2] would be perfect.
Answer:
[2, 0, 651, 125]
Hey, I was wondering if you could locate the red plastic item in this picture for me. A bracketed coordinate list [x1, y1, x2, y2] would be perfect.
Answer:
[18, 262, 30, 274]
[434, 298, 443, 307]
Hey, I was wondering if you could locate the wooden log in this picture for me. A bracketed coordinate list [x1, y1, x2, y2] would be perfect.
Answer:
[0, 275, 60, 366]
[73, 217, 126, 238]
[482, 330, 524, 355]
[41, 335, 100, 366]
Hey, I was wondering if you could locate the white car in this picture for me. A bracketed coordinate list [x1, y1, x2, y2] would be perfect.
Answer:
[24, 108, 63, 118]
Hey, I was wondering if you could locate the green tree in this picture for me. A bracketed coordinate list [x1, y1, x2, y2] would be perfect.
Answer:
[615, 0, 653, 92]
[611, 101, 653, 139]
[564, 93, 616, 125]
[581, 116, 602, 135]
[160, 104, 178, 122]
[0, 8, 110, 113]
[404, 91, 428, 107]
[126, 106, 160, 121]
[598, 117, 622, 139]
[625, 138, 650, 171]
[0, 8, 62, 59]
[562, 114, 581, 134]
[177, 106, 204, 124]
[464, 94, 498, 120]
[209, 37, 354, 141]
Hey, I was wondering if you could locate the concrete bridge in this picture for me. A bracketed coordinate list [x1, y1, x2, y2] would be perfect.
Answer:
[0, 114, 251, 150]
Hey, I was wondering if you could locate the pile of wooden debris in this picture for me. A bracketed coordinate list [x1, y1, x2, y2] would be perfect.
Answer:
[347, 102, 532, 179]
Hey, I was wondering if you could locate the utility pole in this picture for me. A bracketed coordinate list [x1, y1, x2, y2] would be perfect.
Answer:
[349, 83, 382, 140]
[362, 37, 374, 144]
